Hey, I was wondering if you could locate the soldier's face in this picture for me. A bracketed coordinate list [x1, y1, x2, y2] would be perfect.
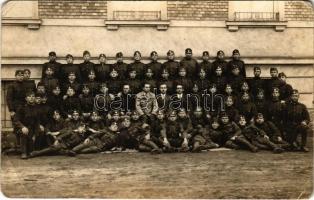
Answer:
[110, 124, 118, 132]
[45, 68, 54, 76]
[279, 76, 286, 82]
[233, 53, 240, 60]
[212, 121, 219, 129]
[66, 57, 73, 64]
[239, 118, 246, 126]
[179, 70, 186, 77]
[131, 114, 139, 121]
[160, 85, 167, 94]
[84, 54, 91, 61]
[67, 88, 75, 96]
[202, 55, 209, 61]
[100, 85, 108, 93]
[99, 56, 106, 63]
[225, 86, 232, 94]
[73, 113, 80, 120]
[270, 70, 278, 77]
[35, 97, 41, 104]
[49, 55, 56, 62]
[254, 69, 261, 77]
[241, 83, 249, 91]
[157, 113, 164, 120]
[215, 68, 222, 76]
[151, 54, 158, 61]
[68, 74, 76, 81]
[88, 72, 96, 80]
[82, 87, 90, 95]
[232, 68, 240, 75]
[226, 98, 233, 107]
[161, 71, 169, 79]
[145, 71, 153, 78]
[221, 117, 229, 124]
[113, 114, 120, 121]
[169, 115, 177, 121]
[41, 97, 47, 104]
[110, 70, 118, 78]
[134, 53, 141, 61]
[53, 112, 61, 121]
[291, 93, 299, 102]
[218, 54, 224, 60]
[199, 70, 206, 79]
[122, 119, 131, 128]
[91, 113, 98, 121]
[210, 86, 217, 93]
[143, 85, 151, 92]
[129, 71, 136, 79]
[123, 86, 130, 93]
[26, 94, 35, 104]
[255, 116, 264, 124]
[16, 74, 24, 81]
[37, 86, 46, 94]
[192, 85, 199, 93]
[23, 71, 30, 79]
[272, 90, 280, 98]
[53, 87, 61, 95]
[176, 86, 183, 94]
[257, 92, 264, 99]
[178, 111, 186, 118]
[167, 54, 174, 60]
[185, 53, 192, 59]
[241, 94, 249, 102]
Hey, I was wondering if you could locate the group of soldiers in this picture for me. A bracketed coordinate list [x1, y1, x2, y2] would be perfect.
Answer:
[7, 49, 312, 159]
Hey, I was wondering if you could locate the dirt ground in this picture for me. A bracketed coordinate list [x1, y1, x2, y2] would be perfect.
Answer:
[1, 145, 313, 199]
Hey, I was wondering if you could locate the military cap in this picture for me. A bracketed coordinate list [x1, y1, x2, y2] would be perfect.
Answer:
[232, 49, 240, 55]
[150, 51, 158, 57]
[25, 90, 35, 97]
[112, 110, 120, 115]
[169, 110, 177, 116]
[292, 89, 299, 95]
[66, 54, 73, 59]
[185, 48, 192, 54]
[178, 108, 186, 113]
[219, 112, 229, 118]
[72, 109, 80, 115]
[202, 51, 209, 56]
[134, 51, 141, 56]
[217, 50, 224, 56]
[23, 68, 31, 73]
[82, 84, 90, 89]
[272, 87, 280, 92]
[167, 50, 174, 56]
[253, 66, 261, 71]
[254, 113, 264, 120]
[157, 109, 164, 115]
[15, 70, 24, 76]
[270, 67, 278, 72]
[68, 71, 76, 75]
[278, 72, 287, 78]
[116, 52, 123, 58]
[49, 51, 56, 56]
[99, 53, 106, 58]
[83, 50, 90, 56]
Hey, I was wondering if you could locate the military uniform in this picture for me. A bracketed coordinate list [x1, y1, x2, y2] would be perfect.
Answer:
[211, 74, 227, 94]
[62, 81, 81, 96]
[227, 49, 246, 78]
[42, 59, 61, 80]
[62, 96, 81, 117]
[197, 51, 212, 79]
[267, 97, 285, 132]
[162, 51, 179, 80]
[47, 93, 63, 114]
[179, 48, 199, 78]
[237, 98, 258, 122]
[128, 61, 145, 79]
[94, 62, 110, 82]
[79, 94, 94, 120]
[212, 51, 228, 76]
[249, 76, 265, 97]
[60, 63, 82, 84]
[80, 61, 95, 83]
[42, 76, 59, 95]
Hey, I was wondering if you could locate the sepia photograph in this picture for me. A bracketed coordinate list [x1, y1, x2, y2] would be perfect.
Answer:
[1, 0, 313, 199]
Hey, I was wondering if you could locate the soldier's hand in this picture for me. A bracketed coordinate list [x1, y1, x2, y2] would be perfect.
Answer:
[84, 138, 90, 144]
[54, 140, 59, 146]
[21, 127, 29, 135]
[281, 100, 286, 104]
[230, 136, 236, 141]
[63, 95, 68, 100]
[182, 138, 188, 147]
[277, 136, 283, 142]
[10, 112, 15, 117]
[145, 134, 150, 141]
[163, 138, 170, 146]
[301, 121, 308, 126]
[264, 135, 269, 140]
[39, 125, 45, 132]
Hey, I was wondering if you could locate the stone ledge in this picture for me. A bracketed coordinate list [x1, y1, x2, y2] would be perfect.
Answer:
[2, 18, 42, 30]
[226, 21, 288, 32]
[105, 20, 170, 31]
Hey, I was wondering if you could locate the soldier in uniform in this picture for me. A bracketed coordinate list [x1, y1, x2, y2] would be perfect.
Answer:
[224, 96, 239, 122]
[62, 71, 81, 96]
[13, 91, 40, 159]
[158, 68, 174, 94]
[267, 87, 285, 133]
[237, 92, 257, 122]
[60, 54, 82, 84]
[175, 67, 193, 93]
[283, 90, 311, 152]
[120, 84, 135, 113]
[79, 85, 94, 122]
[254, 89, 268, 118]
[194, 68, 210, 93]
[44, 110, 66, 146]
[111, 52, 128, 79]
[107, 68, 122, 96]
[142, 68, 157, 92]
[84, 70, 99, 97]
[278, 72, 293, 102]
[249, 66, 265, 97]
[171, 84, 190, 111]
[42, 51, 61, 80]
[128, 51, 145, 79]
[62, 86, 81, 118]
[228, 64, 245, 93]
[145, 51, 162, 79]
[42, 66, 59, 95]
[47, 85, 63, 114]
[227, 49, 246, 78]
[197, 51, 212, 79]
[211, 66, 227, 94]
[79, 50, 95, 83]
[162, 50, 179, 80]
[135, 83, 159, 125]
[266, 67, 283, 99]
[23, 69, 36, 93]
[125, 68, 141, 94]
[212, 50, 228, 76]
[94, 53, 110, 82]
[179, 48, 199, 78]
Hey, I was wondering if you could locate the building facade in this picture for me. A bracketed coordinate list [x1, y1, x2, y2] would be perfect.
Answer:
[2, 0, 314, 131]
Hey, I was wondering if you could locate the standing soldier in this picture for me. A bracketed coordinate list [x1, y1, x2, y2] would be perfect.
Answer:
[266, 67, 283, 99]
[112, 52, 128, 79]
[145, 51, 162, 79]
[158, 68, 174, 94]
[175, 67, 193, 93]
[194, 68, 210, 93]
[60, 54, 82, 84]
[197, 51, 212, 79]
[267, 87, 285, 133]
[42, 51, 61, 80]
[94, 53, 110, 83]
[135, 83, 159, 125]
[23, 69, 36, 93]
[7, 70, 27, 151]
[283, 90, 311, 152]
[227, 49, 246, 78]
[128, 51, 145, 79]
[162, 50, 179, 80]
[79, 50, 95, 83]
[278, 72, 293, 102]
[249, 66, 265, 97]
[228, 64, 245, 94]
[212, 50, 228, 76]
[237, 92, 258, 122]
[179, 48, 199, 78]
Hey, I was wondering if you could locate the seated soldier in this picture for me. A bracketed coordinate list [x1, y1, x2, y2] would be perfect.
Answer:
[95, 83, 113, 117]
[125, 68, 141, 94]
[205, 117, 223, 147]
[211, 65, 227, 94]
[225, 96, 239, 122]
[44, 110, 66, 146]
[42, 66, 59, 95]
[161, 110, 189, 152]
[254, 113, 289, 149]
[136, 123, 163, 154]
[85, 70, 99, 97]
[143, 68, 157, 92]
[278, 72, 293, 102]
[79, 85, 94, 122]
[237, 92, 257, 122]
[62, 86, 81, 119]
[249, 66, 265, 97]
[162, 50, 179, 80]
[228, 64, 245, 93]
[175, 67, 193, 93]
[254, 89, 268, 118]
[108, 68, 122, 97]
[47, 85, 63, 114]
[62, 72, 81, 96]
